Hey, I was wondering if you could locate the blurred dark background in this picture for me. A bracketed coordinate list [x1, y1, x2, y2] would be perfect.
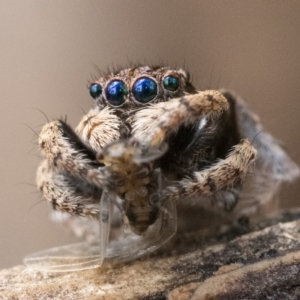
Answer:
[1, 1, 300, 268]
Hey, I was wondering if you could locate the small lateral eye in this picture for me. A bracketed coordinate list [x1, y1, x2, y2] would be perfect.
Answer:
[132, 77, 158, 103]
[89, 83, 102, 99]
[163, 76, 179, 92]
[105, 80, 128, 106]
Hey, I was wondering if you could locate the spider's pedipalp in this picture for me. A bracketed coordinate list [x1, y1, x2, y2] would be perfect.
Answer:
[76, 106, 122, 152]
[165, 139, 257, 202]
[36, 160, 101, 217]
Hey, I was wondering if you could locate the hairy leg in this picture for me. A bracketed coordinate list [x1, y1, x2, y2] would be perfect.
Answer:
[37, 107, 123, 216]
[164, 139, 257, 202]
[220, 89, 299, 217]
[130, 90, 229, 146]
[130, 90, 249, 210]
[38, 107, 121, 187]
[36, 159, 101, 217]
[221, 89, 300, 181]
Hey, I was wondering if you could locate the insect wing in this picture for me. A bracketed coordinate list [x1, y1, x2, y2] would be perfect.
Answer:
[132, 142, 168, 163]
[24, 191, 113, 272]
[24, 194, 176, 271]
[99, 140, 168, 164]
[98, 189, 112, 266]
[105, 193, 177, 264]
[23, 242, 103, 272]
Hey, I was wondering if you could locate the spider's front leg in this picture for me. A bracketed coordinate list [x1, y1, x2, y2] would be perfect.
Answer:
[131, 90, 257, 207]
[131, 90, 229, 146]
[37, 106, 122, 216]
[36, 159, 102, 217]
[165, 139, 257, 202]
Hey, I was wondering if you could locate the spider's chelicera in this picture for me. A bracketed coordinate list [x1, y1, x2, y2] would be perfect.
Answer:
[25, 66, 299, 272]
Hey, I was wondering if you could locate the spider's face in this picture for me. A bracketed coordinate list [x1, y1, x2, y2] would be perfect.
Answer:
[89, 66, 196, 109]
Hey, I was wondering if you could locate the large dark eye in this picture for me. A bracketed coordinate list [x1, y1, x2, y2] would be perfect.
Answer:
[89, 83, 102, 99]
[105, 80, 128, 106]
[163, 76, 179, 92]
[132, 77, 157, 103]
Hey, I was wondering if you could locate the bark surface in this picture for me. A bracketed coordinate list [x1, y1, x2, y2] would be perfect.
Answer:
[2, 210, 300, 300]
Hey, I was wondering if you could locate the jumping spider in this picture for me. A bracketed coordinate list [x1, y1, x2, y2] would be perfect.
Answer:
[25, 66, 299, 272]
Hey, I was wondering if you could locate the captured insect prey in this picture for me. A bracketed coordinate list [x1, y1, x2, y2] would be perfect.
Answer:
[24, 66, 300, 272]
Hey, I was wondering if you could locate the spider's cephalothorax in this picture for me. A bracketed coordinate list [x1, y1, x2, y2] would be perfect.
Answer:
[34, 65, 299, 270]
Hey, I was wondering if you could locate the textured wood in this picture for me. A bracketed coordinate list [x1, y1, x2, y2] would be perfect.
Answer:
[1, 210, 300, 299]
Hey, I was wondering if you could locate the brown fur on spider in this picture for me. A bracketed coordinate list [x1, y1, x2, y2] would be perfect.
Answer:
[34, 66, 299, 271]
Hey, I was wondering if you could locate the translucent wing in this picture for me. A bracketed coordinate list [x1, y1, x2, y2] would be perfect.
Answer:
[23, 242, 104, 272]
[98, 139, 168, 164]
[24, 141, 174, 272]
[98, 189, 112, 266]
[133, 142, 168, 163]
[24, 191, 113, 272]
[106, 194, 177, 264]
[24, 197, 177, 272]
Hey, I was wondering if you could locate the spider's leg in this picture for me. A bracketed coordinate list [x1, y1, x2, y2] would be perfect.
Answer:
[38, 107, 122, 187]
[164, 139, 257, 202]
[131, 90, 245, 211]
[36, 159, 101, 217]
[130, 90, 229, 146]
[220, 90, 300, 216]
[39, 120, 102, 186]
[221, 89, 300, 181]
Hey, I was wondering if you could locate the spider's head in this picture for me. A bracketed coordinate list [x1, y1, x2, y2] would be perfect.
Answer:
[88, 66, 197, 110]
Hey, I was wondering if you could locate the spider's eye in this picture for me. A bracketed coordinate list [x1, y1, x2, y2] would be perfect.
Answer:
[132, 77, 157, 103]
[105, 80, 128, 106]
[89, 83, 102, 99]
[163, 76, 179, 92]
